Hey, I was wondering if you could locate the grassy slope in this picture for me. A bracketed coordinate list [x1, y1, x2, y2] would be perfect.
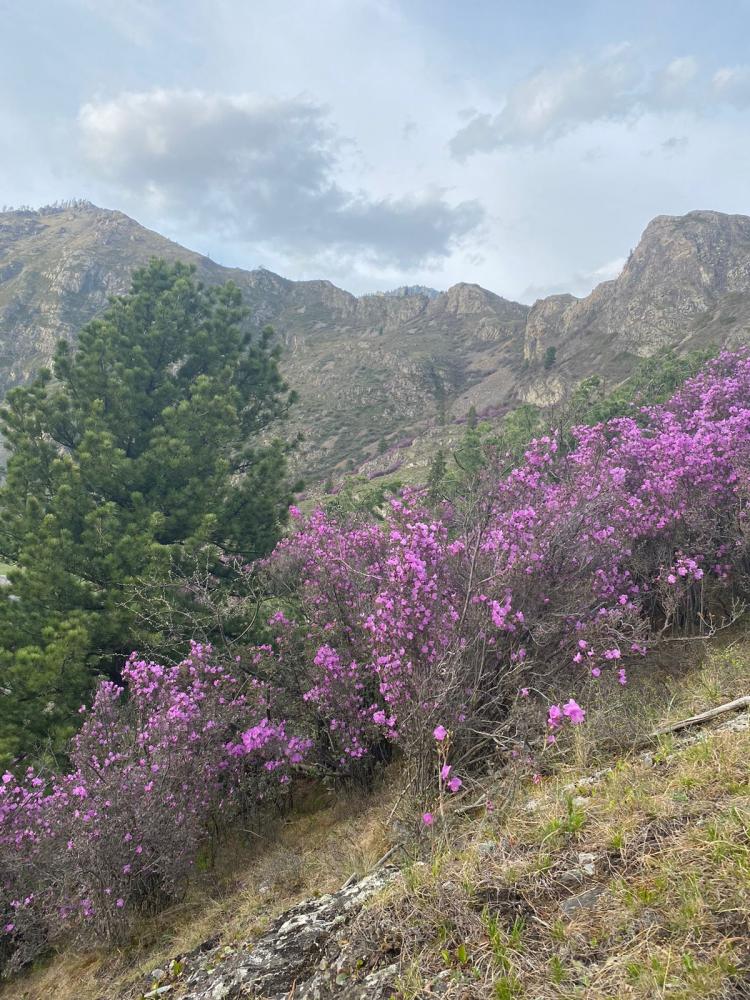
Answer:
[4, 636, 750, 1000]
[386, 639, 750, 998]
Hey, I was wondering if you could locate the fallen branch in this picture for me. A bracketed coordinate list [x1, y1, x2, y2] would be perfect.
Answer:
[651, 695, 750, 737]
[339, 842, 404, 890]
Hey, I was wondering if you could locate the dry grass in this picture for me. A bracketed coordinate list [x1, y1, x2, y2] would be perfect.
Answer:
[371, 638, 750, 998]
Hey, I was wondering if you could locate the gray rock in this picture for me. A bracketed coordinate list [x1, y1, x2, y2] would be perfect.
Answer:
[153, 867, 400, 1000]
[560, 884, 605, 917]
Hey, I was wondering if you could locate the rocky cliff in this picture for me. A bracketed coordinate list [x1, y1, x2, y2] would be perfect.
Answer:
[522, 210, 750, 389]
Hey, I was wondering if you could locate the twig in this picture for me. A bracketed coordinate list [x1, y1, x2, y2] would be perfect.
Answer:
[338, 842, 405, 891]
[651, 695, 750, 737]
[372, 842, 404, 869]
[453, 794, 487, 816]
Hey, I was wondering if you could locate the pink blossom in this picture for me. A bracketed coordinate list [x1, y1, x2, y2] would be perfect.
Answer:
[562, 699, 586, 725]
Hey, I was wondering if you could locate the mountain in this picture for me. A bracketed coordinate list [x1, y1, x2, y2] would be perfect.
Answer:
[0, 202, 528, 478]
[522, 210, 750, 398]
[1, 203, 750, 481]
[369, 284, 441, 300]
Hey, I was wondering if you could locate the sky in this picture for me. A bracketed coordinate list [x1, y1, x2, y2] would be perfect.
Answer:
[2, 0, 750, 300]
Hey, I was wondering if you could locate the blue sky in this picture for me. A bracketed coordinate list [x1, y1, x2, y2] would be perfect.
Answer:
[2, 0, 749, 299]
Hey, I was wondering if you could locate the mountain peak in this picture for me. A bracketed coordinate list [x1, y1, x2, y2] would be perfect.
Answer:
[523, 208, 750, 371]
[2, 205, 750, 483]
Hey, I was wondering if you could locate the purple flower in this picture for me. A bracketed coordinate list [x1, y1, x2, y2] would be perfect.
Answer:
[562, 699, 586, 725]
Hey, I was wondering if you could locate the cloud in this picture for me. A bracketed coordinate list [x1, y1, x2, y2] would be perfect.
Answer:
[450, 46, 745, 159]
[712, 66, 750, 107]
[661, 135, 689, 155]
[520, 255, 626, 303]
[78, 88, 483, 268]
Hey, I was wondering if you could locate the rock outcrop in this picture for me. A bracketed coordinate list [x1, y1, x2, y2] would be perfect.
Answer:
[523, 210, 750, 367]
[139, 868, 400, 1000]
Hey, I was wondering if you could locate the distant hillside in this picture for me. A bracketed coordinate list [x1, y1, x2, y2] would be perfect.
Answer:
[1, 204, 750, 481]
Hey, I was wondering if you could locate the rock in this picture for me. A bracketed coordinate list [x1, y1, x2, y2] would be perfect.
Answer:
[156, 867, 400, 1000]
[523, 210, 750, 371]
[560, 884, 605, 917]
[576, 852, 598, 875]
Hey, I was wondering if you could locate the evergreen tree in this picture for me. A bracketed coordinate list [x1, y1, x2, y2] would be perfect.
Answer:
[427, 448, 447, 498]
[0, 260, 296, 760]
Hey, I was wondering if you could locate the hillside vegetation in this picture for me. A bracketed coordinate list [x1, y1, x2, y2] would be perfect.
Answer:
[4, 635, 749, 999]
[2, 330, 750, 992]
[2, 218, 750, 998]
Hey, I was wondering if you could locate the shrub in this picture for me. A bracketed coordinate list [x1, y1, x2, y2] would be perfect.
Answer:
[4, 350, 750, 972]
[263, 351, 750, 787]
[0, 643, 309, 972]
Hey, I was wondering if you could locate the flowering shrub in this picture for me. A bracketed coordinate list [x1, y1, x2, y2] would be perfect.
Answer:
[264, 351, 750, 780]
[0, 643, 308, 971]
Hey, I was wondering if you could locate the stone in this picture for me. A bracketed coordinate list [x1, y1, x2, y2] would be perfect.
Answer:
[560, 885, 605, 917]
[145, 867, 400, 1000]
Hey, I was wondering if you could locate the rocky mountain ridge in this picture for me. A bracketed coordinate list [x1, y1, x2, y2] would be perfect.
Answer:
[1, 203, 750, 479]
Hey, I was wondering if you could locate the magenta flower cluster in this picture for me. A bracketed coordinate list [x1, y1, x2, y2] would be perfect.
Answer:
[0, 643, 307, 971]
[265, 351, 750, 765]
[4, 350, 750, 969]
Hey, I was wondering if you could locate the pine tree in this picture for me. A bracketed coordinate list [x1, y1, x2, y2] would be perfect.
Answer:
[427, 449, 447, 498]
[0, 260, 296, 760]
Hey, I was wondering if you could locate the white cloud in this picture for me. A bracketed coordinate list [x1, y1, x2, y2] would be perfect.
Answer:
[712, 65, 750, 107]
[78, 88, 483, 268]
[450, 47, 745, 158]
[521, 256, 627, 302]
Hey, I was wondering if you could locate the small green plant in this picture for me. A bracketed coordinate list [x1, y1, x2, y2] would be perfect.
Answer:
[548, 954, 567, 984]
[541, 796, 587, 842]
[493, 974, 523, 999]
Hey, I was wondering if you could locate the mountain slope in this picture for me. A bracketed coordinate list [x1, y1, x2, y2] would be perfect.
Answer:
[0, 203, 528, 478]
[3, 204, 750, 482]
[523, 210, 750, 392]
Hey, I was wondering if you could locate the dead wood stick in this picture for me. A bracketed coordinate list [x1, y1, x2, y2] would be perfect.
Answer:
[339, 842, 404, 891]
[651, 695, 750, 737]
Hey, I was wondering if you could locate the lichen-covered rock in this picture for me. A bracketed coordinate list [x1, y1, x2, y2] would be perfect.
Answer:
[145, 868, 399, 1000]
